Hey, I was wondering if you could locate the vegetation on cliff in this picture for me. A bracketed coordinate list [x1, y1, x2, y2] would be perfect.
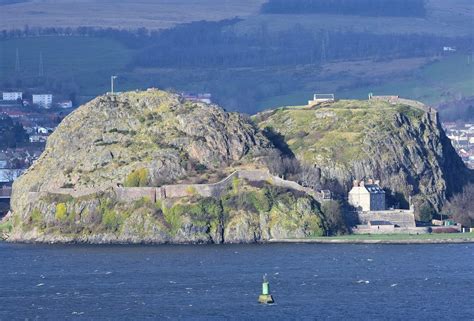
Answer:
[6, 179, 340, 243]
[3, 90, 471, 243]
[255, 100, 473, 218]
[6, 89, 338, 243]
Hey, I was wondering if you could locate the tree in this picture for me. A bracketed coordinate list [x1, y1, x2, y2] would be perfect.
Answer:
[0, 115, 28, 149]
[297, 164, 321, 189]
[443, 184, 474, 227]
[418, 203, 435, 223]
[321, 200, 347, 235]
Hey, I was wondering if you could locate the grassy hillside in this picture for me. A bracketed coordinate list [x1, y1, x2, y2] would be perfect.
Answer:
[257, 54, 474, 109]
[255, 100, 425, 166]
[0, 0, 265, 31]
[338, 54, 474, 105]
[3, 36, 471, 112]
[232, 0, 473, 37]
[254, 98, 473, 215]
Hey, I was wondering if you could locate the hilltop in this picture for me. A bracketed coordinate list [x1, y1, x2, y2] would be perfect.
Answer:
[254, 98, 473, 215]
[4, 90, 336, 243]
[1, 90, 471, 243]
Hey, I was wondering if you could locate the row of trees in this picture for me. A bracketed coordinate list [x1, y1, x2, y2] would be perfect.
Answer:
[0, 115, 29, 149]
[261, 0, 426, 17]
[438, 97, 474, 122]
[133, 20, 470, 69]
[3, 21, 471, 71]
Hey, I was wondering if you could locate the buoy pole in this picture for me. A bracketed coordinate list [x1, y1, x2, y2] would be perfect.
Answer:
[258, 274, 274, 304]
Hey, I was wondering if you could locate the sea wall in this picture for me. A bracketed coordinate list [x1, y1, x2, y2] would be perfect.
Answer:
[352, 226, 429, 235]
[357, 210, 417, 228]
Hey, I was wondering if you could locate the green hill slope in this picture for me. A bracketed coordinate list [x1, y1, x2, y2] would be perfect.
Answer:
[255, 99, 473, 213]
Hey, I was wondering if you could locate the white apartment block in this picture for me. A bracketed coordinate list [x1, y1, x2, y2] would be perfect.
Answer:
[2, 92, 23, 101]
[33, 94, 53, 108]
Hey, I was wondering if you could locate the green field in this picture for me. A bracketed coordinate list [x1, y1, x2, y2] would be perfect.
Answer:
[316, 232, 474, 241]
[1, 36, 473, 112]
[338, 54, 474, 105]
[0, 0, 264, 31]
[258, 54, 474, 109]
[0, 36, 135, 96]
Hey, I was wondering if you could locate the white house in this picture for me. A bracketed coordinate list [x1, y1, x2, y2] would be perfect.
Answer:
[348, 179, 386, 212]
[2, 92, 23, 101]
[443, 46, 456, 52]
[184, 93, 212, 104]
[56, 100, 73, 109]
[308, 93, 335, 106]
[32, 94, 53, 108]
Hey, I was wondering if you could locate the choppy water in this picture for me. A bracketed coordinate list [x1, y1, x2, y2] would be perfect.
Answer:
[0, 242, 472, 320]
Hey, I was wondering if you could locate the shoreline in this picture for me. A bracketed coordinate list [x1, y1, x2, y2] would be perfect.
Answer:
[269, 237, 474, 245]
[2, 235, 474, 245]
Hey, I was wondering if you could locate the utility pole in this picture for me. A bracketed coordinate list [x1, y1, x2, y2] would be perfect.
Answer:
[320, 39, 327, 65]
[38, 52, 44, 77]
[110, 75, 117, 94]
[15, 48, 20, 73]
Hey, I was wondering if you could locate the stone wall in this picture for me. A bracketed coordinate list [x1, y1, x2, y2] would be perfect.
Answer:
[32, 170, 323, 204]
[114, 187, 156, 203]
[371, 96, 438, 121]
[357, 210, 416, 228]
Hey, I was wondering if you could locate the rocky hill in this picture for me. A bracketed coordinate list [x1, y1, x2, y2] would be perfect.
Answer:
[1, 91, 471, 243]
[4, 90, 334, 243]
[254, 99, 473, 216]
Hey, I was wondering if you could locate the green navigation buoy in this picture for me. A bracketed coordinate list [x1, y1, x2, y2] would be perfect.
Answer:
[258, 274, 274, 304]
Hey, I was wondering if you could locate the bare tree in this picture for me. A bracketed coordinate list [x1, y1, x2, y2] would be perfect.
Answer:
[297, 164, 321, 189]
[442, 184, 474, 227]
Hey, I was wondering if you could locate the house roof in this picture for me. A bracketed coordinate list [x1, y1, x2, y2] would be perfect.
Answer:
[364, 184, 385, 194]
[349, 184, 385, 194]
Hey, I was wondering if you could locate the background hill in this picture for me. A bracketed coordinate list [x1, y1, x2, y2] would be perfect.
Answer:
[0, 0, 472, 115]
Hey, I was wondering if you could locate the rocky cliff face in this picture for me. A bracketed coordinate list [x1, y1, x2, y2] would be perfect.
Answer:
[12, 90, 273, 212]
[255, 100, 473, 215]
[3, 93, 470, 243]
[5, 90, 329, 243]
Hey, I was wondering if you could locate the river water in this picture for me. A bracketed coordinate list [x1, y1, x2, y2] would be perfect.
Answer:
[0, 242, 472, 320]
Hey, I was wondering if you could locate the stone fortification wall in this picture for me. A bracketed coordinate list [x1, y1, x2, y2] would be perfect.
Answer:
[238, 170, 270, 182]
[357, 210, 416, 228]
[159, 171, 238, 199]
[238, 170, 322, 200]
[270, 176, 321, 199]
[46, 187, 105, 198]
[32, 170, 323, 204]
[114, 187, 156, 203]
[371, 96, 438, 121]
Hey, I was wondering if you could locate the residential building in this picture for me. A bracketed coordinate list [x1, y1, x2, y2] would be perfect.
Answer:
[32, 94, 53, 108]
[348, 179, 386, 212]
[183, 93, 212, 104]
[308, 93, 335, 106]
[56, 100, 73, 109]
[2, 92, 23, 101]
[443, 46, 456, 52]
